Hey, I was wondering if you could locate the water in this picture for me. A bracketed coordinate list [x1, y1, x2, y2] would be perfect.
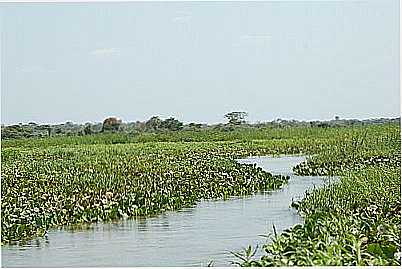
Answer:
[1, 155, 331, 267]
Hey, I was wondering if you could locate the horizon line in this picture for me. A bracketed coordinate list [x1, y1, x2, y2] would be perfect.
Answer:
[1, 115, 400, 127]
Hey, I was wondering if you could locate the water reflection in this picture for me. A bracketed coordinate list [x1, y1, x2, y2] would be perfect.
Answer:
[2, 156, 330, 267]
[137, 217, 148, 232]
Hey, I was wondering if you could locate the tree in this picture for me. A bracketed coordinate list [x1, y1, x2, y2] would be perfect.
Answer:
[39, 124, 52, 136]
[145, 116, 163, 131]
[188, 122, 202, 129]
[160, 117, 183, 131]
[84, 123, 93, 135]
[102, 117, 122, 132]
[224, 111, 248, 125]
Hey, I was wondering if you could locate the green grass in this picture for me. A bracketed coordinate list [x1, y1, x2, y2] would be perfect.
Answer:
[238, 167, 400, 266]
[2, 124, 390, 149]
[235, 124, 401, 266]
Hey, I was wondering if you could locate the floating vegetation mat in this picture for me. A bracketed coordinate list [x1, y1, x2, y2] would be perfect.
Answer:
[1, 143, 291, 244]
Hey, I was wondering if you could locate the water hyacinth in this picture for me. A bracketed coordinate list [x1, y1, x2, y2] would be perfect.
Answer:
[1, 123, 400, 267]
[1, 143, 291, 244]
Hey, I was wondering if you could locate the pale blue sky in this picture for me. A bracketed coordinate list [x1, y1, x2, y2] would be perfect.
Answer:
[1, 1, 400, 125]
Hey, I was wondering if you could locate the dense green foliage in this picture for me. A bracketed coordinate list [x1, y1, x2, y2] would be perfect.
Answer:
[236, 124, 401, 266]
[1, 123, 400, 266]
[1, 143, 290, 243]
[293, 125, 400, 176]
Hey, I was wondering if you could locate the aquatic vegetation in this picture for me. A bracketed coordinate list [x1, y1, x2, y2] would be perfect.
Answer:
[1, 123, 400, 267]
[1, 142, 290, 243]
[293, 125, 400, 176]
[237, 124, 401, 266]
[239, 167, 400, 266]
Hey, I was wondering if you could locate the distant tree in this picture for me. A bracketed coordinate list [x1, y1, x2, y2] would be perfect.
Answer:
[54, 128, 63, 135]
[84, 123, 93, 135]
[188, 122, 202, 129]
[145, 116, 163, 131]
[335, 115, 340, 121]
[38, 124, 52, 136]
[224, 111, 248, 125]
[160, 117, 183, 131]
[102, 117, 122, 132]
[134, 121, 146, 132]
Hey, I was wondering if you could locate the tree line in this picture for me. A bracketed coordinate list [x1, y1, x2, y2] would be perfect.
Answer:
[1, 112, 399, 140]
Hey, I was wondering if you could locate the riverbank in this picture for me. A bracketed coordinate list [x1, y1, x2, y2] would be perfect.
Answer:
[237, 131, 401, 266]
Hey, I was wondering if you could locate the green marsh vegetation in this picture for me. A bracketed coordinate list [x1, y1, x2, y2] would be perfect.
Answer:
[1, 123, 400, 266]
[1, 143, 289, 243]
[235, 123, 401, 266]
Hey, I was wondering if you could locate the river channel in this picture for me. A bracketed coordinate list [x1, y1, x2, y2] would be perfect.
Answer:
[1, 155, 332, 267]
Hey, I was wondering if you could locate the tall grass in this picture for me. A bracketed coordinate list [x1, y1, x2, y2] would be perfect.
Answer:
[237, 124, 401, 266]
[2, 124, 393, 149]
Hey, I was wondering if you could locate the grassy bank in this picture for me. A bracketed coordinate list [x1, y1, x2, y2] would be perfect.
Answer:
[236, 124, 401, 266]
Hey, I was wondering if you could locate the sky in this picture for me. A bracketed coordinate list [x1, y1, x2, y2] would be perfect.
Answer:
[0, 0, 400, 125]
